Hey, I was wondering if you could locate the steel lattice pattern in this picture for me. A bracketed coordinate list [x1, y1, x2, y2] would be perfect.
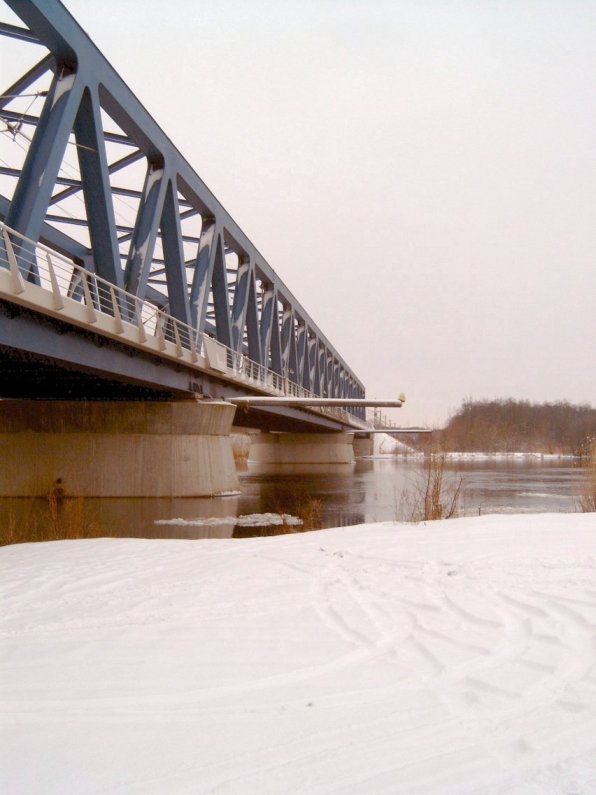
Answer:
[0, 0, 365, 413]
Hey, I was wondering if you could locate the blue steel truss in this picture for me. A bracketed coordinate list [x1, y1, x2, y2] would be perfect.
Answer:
[0, 0, 365, 411]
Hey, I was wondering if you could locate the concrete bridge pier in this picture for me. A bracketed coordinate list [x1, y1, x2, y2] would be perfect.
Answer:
[352, 435, 374, 458]
[248, 431, 356, 465]
[0, 399, 239, 497]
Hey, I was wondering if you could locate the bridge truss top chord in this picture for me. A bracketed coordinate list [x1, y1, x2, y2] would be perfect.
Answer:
[0, 0, 365, 417]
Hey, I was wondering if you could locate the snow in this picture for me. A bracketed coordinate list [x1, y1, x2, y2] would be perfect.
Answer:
[443, 452, 578, 461]
[371, 432, 415, 456]
[367, 446, 578, 462]
[156, 512, 303, 528]
[1, 513, 596, 794]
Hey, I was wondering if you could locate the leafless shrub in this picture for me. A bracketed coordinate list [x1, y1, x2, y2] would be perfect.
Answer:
[272, 493, 323, 533]
[578, 460, 596, 513]
[296, 495, 323, 530]
[404, 454, 463, 522]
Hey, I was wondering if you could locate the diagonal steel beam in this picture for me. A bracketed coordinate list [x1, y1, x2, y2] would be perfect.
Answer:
[1, 109, 135, 148]
[123, 165, 167, 301]
[295, 322, 307, 387]
[74, 87, 122, 286]
[5, 67, 84, 278]
[230, 254, 251, 353]
[189, 216, 218, 332]
[269, 298, 283, 376]
[50, 149, 144, 206]
[0, 20, 40, 44]
[259, 283, 275, 368]
[211, 234, 232, 348]
[159, 179, 191, 325]
[280, 305, 294, 378]
[245, 268, 261, 364]
[4, 1, 76, 61]
[0, 53, 53, 111]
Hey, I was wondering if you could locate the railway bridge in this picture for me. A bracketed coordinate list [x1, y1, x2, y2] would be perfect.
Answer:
[0, 0, 402, 496]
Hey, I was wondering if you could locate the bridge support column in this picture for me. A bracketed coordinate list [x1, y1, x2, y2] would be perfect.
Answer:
[353, 435, 374, 457]
[0, 399, 238, 497]
[248, 431, 355, 465]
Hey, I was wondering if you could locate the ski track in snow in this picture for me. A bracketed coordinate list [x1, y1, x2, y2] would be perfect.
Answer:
[1, 513, 596, 794]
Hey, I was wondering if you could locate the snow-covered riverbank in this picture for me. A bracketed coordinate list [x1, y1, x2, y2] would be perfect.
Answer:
[1, 513, 595, 794]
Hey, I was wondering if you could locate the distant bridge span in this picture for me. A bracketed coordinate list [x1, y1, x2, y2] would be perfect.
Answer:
[0, 0, 370, 436]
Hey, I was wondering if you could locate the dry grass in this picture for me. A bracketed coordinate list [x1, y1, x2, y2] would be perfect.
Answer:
[269, 493, 323, 534]
[295, 495, 323, 530]
[0, 486, 104, 546]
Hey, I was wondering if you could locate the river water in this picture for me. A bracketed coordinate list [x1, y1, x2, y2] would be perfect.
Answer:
[1, 455, 589, 542]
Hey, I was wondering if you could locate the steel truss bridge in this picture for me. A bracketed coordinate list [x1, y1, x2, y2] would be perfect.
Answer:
[0, 0, 370, 434]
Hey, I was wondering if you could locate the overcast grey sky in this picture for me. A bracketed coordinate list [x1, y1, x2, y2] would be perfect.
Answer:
[28, 2, 596, 423]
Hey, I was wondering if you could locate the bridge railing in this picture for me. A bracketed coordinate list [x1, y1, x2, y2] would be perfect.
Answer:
[369, 409, 403, 430]
[0, 222, 365, 428]
[0, 221, 204, 354]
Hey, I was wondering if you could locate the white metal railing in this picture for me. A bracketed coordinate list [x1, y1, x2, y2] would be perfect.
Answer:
[0, 221, 365, 427]
[369, 408, 404, 430]
[0, 220, 203, 356]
